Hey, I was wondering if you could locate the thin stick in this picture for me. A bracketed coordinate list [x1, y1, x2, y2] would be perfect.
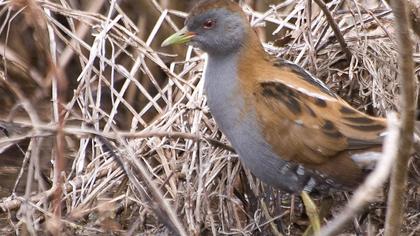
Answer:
[384, 0, 417, 235]
[0, 122, 236, 152]
[313, 0, 352, 61]
[260, 198, 283, 236]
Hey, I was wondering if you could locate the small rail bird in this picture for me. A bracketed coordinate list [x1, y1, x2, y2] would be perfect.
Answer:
[162, 0, 388, 203]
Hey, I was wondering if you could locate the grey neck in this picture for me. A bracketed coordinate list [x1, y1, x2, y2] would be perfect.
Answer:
[204, 53, 244, 136]
[205, 53, 239, 87]
[204, 52, 243, 134]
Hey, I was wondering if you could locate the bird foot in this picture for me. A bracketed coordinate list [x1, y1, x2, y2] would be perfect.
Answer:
[301, 191, 321, 235]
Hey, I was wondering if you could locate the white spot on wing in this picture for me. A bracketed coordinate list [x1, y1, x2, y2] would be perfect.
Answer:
[295, 119, 303, 125]
[351, 151, 381, 169]
[263, 80, 335, 101]
[295, 87, 335, 101]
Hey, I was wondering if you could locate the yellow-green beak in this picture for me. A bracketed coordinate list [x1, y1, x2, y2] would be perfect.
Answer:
[161, 27, 196, 47]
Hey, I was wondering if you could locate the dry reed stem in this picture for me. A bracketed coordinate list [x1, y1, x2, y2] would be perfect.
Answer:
[384, 0, 417, 235]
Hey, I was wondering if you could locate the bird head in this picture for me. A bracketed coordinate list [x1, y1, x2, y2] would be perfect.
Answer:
[161, 0, 249, 56]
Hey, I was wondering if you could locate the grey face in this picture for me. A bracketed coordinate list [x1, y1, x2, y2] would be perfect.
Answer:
[186, 8, 246, 55]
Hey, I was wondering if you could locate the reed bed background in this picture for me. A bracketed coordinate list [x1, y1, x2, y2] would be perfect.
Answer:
[0, 0, 419, 235]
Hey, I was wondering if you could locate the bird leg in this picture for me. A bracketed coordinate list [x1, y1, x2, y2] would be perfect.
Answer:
[301, 191, 321, 235]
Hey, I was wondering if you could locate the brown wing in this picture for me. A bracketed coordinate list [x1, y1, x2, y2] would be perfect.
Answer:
[253, 76, 386, 166]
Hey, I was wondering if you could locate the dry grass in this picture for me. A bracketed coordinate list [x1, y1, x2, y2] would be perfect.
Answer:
[0, 0, 419, 235]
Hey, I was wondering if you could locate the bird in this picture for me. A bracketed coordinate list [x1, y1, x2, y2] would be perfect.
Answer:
[162, 0, 388, 197]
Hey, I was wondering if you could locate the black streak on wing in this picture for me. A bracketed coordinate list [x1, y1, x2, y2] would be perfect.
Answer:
[261, 82, 302, 115]
[346, 123, 386, 132]
[340, 106, 357, 115]
[304, 104, 317, 117]
[322, 119, 344, 138]
[322, 120, 335, 130]
[323, 130, 344, 139]
[287, 97, 302, 114]
[343, 116, 375, 124]
[314, 98, 327, 107]
[347, 137, 383, 149]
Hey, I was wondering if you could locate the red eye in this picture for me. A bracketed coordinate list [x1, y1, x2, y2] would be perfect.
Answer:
[203, 19, 215, 29]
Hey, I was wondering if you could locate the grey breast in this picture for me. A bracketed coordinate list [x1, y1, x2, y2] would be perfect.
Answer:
[203, 54, 312, 193]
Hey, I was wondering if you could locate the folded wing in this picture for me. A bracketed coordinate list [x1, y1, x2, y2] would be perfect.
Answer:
[252, 62, 386, 187]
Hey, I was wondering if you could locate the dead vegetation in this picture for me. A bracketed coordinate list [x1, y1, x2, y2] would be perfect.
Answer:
[0, 0, 419, 235]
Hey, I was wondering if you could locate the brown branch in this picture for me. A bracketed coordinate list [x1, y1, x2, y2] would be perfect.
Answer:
[312, 0, 352, 61]
[0, 122, 236, 153]
[384, 0, 417, 235]
[50, 68, 67, 234]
